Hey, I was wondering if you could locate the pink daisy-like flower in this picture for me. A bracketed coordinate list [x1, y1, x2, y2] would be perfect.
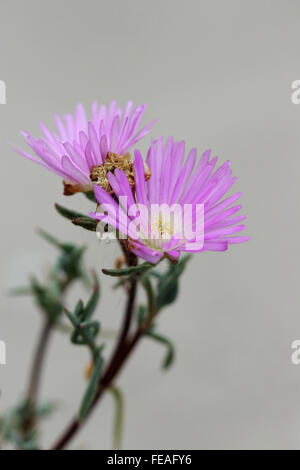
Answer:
[16, 101, 156, 194]
[90, 137, 249, 264]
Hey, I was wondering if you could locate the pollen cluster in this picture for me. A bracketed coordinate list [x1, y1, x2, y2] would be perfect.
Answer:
[90, 152, 150, 193]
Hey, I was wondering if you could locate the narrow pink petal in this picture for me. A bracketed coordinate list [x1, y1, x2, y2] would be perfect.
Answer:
[61, 155, 90, 183]
[63, 142, 89, 173]
[88, 122, 102, 164]
[124, 119, 157, 152]
[159, 137, 173, 203]
[129, 244, 163, 264]
[110, 115, 120, 150]
[75, 103, 87, 135]
[205, 204, 242, 226]
[147, 139, 158, 204]
[79, 131, 88, 150]
[54, 114, 68, 141]
[116, 116, 129, 152]
[64, 114, 75, 141]
[106, 171, 121, 197]
[94, 184, 122, 211]
[207, 214, 246, 231]
[14, 146, 50, 170]
[205, 192, 242, 219]
[203, 240, 228, 251]
[39, 122, 60, 154]
[205, 176, 237, 209]
[99, 134, 108, 162]
[114, 169, 136, 208]
[85, 141, 96, 168]
[223, 235, 250, 244]
[134, 150, 148, 206]
[205, 224, 246, 240]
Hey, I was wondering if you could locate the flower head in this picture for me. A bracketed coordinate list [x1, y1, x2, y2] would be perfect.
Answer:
[91, 137, 249, 264]
[16, 101, 155, 194]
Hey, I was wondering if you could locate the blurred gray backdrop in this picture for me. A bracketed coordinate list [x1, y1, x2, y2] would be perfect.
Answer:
[0, 0, 299, 450]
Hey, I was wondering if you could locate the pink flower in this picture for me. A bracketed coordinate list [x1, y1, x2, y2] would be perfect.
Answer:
[90, 137, 249, 264]
[15, 101, 156, 194]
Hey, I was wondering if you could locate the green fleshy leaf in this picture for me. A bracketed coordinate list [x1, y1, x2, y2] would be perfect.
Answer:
[30, 278, 63, 320]
[39, 228, 84, 257]
[74, 299, 85, 319]
[79, 350, 104, 421]
[72, 216, 98, 231]
[54, 203, 85, 221]
[136, 304, 147, 326]
[145, 331, 175, 369]
[83, 276, 100, 321]
[156, 255, 191, 310]
[65, 276, 101, 352]
[141, 275, 156, 317]
[84, 190, 97, 203]
[37, 228, 62, 248]
[149, 271, 163, 280]
[64, 309, 77, 326]
[157, 279, 179, 310]
[70, 320, 100, 345]
[102, 261, 154, 278]
[38, 230, 89, 287]
[55, 245, 86, 280]
[68, 276, 99, 325]
[38, 230, 77, 261]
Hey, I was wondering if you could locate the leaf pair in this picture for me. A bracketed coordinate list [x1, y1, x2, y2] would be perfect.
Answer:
[0, 398, 56, 450]
[145, 330, 175, 369]
[63, 276, 104, 421]
[55, 203, 97, 231]
[38, 228, 89, 284]
[102, 261, 155, 278]
[29, 277, 63, 321]
[65, 276, 100, 355]
[137, 307, 175, 371]
[79, 350, 104, 421]
[10, 231, 91, 323]
[153, 255, 191, 311]
[135, 256, 191, 371]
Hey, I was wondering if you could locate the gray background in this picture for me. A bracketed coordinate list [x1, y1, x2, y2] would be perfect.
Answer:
[0, 0, 299, 450]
